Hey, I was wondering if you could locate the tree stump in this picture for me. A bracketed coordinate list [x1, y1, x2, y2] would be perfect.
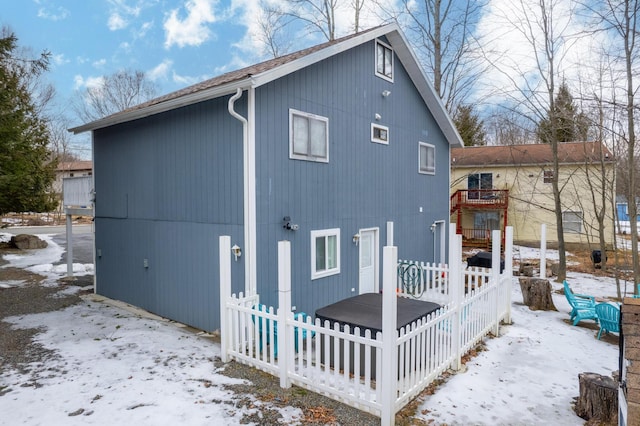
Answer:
[518, 277, 557, 311]
[574, 372, 618, 424]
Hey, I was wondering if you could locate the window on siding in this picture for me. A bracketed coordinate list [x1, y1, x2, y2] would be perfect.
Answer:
[467, 172, 493, 199]
[375, 39, 394, 81]
[290, 109, 329, 163]
[311, 228, 340, 279]
[371, 123, 389, 144]
[418, 142, 435, 175]
[544, 170, 553, 183]
[563, 211, 583, 233]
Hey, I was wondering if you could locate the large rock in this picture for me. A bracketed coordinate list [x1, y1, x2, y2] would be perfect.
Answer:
[11, 234, 47, 250]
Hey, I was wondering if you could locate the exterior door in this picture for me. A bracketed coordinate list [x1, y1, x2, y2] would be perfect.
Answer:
[359, 228, 378, 294]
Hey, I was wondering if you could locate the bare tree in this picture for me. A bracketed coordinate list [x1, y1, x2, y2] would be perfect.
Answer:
[594, 0, 640, 288]
[73, 69, 158, 123]
[257, 1, 293, 58]
[392, 0, 487, 112]
[284, 0, 339, 41]
[484, 0, 577, 281]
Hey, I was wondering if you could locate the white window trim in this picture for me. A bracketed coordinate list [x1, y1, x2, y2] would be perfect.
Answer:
[418, 142, 436, 175]
[375, 39, 394, 82]
[311, 228, 341, 280]
[289, 108, 329, 163]
[371, 123, 389, 145]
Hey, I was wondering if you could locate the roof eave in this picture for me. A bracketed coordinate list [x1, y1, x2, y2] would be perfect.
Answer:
[68, 78, 254, 134]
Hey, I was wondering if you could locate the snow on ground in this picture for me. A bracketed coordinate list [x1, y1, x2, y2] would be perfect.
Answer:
[0, 236, 623, 425]
[1, 297, 302, 425]
[0, 232, 94, 286]
[418, 267, 619, 425]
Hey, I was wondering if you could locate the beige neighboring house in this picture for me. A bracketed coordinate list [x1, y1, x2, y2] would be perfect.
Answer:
[53, 161, 93, 194]
[450, 142, 615, 248]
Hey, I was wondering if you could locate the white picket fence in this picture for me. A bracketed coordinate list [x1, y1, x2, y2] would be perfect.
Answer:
[219, 227, 513, 426]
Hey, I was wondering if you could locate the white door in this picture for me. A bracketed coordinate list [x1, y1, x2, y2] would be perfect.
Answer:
[359, 228, 378, 294]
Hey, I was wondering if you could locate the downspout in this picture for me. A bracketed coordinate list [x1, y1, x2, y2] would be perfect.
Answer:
[228, 87, 257, 296]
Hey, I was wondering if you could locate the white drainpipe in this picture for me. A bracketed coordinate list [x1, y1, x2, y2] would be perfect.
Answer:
[228, 87, 257, 296]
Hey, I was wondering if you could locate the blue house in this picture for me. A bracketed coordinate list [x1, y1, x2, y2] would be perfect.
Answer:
[616, 195, 640, 232]
[70, 24, 463, 332]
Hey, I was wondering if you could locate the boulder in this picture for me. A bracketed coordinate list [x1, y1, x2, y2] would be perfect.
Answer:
[518, 277, 557, 311]
[11, 234, 47, 250]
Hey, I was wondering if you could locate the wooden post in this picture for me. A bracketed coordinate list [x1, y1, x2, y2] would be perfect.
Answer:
[219, 236, 231, 363]
[491, 230, 501, 336]
[278, 240, 292, 389]
[504, 226, 514, 324]
[380, 245, 398, 426]
[449, 224, 463, 371]
[540, 224, 547, 278]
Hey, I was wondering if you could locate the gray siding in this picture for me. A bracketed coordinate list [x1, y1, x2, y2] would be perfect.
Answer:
[93, 97, 245, 331]
[254, 39, 451, 314]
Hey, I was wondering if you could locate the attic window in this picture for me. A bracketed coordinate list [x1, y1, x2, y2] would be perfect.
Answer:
[289, 109, 329, 163]
[544, 170, 553, 183]
[375, 39, 394, 82]
[371, 123, 389, 144]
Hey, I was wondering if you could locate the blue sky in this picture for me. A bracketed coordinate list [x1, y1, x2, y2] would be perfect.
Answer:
[1, 1, 268, 114]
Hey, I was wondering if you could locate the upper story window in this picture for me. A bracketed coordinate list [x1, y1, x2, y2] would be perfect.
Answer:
[418, 142, 435, 175]
[544, 170, 553, 183]
[290, 109, 329, 163]
[375, 39, 394, 82]
[468, 172, 492, 200]
[311, 228, 340, 279]
[371, 123, 389, 144]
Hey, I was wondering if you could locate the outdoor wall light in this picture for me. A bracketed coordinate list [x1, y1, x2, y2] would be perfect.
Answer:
[231, 244, 242, 261]
[375, 113, 382, 121]
[353, 233, 360, 245]
[382, 90, 391, 97]
[283, 216, 299, 231]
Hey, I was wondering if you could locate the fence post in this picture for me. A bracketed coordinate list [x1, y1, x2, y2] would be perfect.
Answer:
[540, 224, 547, 278]
[449, 224, 462, 371]
[491, 230, 502, 336]
[278, 240, 292, 389]
[504, 226, 514, 324]
[380, 245, 398, 426]
[219, 235, 232, 363]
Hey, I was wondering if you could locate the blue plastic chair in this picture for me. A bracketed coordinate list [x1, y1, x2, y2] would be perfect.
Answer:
[594, 303, 620, 340]
[252, 304, 313, 357]
[563, 281, 598, 326]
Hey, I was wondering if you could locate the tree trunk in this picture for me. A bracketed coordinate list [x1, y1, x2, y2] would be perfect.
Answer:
[574, 372, 618, 424]
[518, 278, 557, 311]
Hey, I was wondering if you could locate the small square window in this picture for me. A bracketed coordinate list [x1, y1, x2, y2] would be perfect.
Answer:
[419, 142, 435, 175]
[562, 211, 582, 233]
[375, 39, 394, 82]
[290, 109, 329, 163]
[371, 123, 389, 144]
[311, 228, 340, 279]
[543, 170, 553, 183]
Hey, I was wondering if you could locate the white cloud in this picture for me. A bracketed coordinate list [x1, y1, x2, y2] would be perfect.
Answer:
[163, 0, 219, 49]
[147, 59, 174, 81]
[92, 58, 107, 68]
[172, 70, 211, 86]
[73, 75, 105, 91]
[108, 12, 128, 30]
[51, 53, 69, 66]
[37, 4, 70, 21]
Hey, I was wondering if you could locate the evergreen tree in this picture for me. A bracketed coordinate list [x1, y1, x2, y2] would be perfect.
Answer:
[537, 82, 590, 143]
[453, 104, 486, 146]
[0, 31, 57, 215]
